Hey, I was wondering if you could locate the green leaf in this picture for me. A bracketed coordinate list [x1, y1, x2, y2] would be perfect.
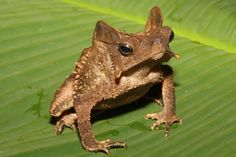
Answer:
[0, 0, 235, 157]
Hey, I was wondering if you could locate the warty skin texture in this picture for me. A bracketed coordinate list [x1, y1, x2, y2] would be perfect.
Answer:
[50, 6, 181, 153]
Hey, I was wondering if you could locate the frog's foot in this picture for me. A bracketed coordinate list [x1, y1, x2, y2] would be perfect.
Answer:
[55, 113, 77, 135]
[143, 96, 163, 106]
[145, 112, 182, 136]
[84, 139, 127, 154]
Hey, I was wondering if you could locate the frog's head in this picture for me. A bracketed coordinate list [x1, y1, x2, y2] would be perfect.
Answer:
[92, 7, 178, 79]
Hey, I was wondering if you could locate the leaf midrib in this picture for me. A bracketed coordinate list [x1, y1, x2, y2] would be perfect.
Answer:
[62, 0, 236, 54]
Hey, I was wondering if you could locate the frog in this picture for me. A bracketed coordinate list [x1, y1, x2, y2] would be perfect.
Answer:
[50, 6, 181, 153]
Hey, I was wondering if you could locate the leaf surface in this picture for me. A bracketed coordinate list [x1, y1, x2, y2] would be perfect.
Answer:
[0, 0, 235, 157]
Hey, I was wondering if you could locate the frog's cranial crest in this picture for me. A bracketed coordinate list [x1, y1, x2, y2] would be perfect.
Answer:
[93, 7, 177, 79]
[145, 6, 163, 32]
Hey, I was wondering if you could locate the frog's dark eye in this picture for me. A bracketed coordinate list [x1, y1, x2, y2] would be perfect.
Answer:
[118, 44, 133, 56]
[169, 31, 174, 42]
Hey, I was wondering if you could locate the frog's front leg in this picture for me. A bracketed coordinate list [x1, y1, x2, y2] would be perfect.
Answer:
[75, 98, 127, 154]
[145, 65, 182, 136]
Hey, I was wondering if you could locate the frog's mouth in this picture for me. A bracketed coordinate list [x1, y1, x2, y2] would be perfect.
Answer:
[152, 50, 179, 61]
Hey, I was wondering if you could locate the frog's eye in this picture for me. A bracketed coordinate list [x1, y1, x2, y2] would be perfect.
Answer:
[169, 31, 174, 42]
[118, 44, 133, 56]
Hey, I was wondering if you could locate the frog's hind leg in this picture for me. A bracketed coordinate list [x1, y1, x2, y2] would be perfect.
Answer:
[50, 74, 75, 117]
[143, 83, 163, 106]
[56, 113, 77, 135]
[143, 96, 163, 106]
[49, 74, 76, 134]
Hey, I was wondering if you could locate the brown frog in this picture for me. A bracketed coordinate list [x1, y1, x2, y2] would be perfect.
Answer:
[50, 6, 181, 153]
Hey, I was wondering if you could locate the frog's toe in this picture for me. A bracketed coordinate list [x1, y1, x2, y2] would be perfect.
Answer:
[84, 139, 127, 154]
[145, 112, 182, 136]
[55, 113, 77, 135]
